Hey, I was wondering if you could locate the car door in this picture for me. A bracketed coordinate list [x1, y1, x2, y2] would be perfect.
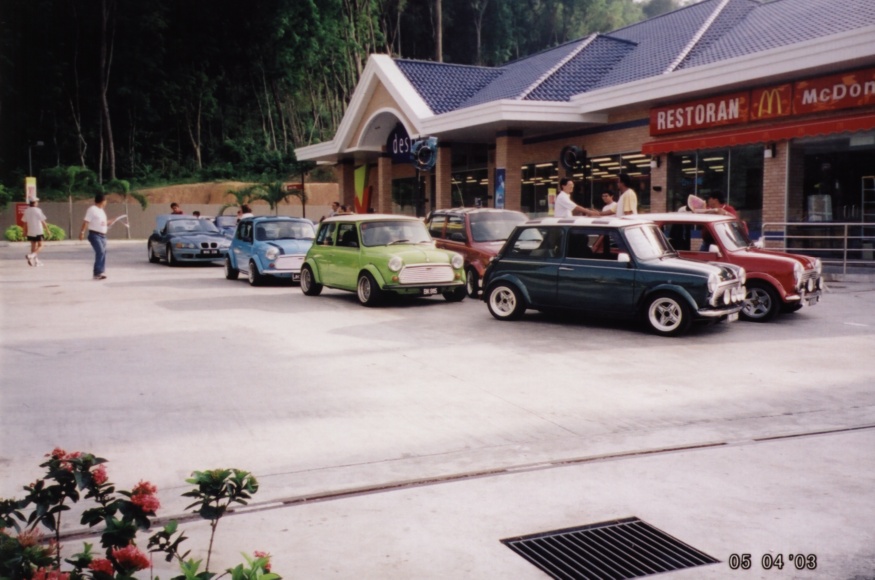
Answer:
[312, 221, 340, 286]
[502, 226, 563, 307]
[556, 228, 636, 316]
[232, 221, 254, 272]
[330, 222, 361, 288]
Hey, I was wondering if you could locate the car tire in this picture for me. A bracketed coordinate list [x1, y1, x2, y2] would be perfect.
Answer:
[224, 257, 239, 280]
[644, 292, 692, 336]
[248, 260, 265, 286]
[357, 272, 383, 306]
[443, 285, 467, 302]
[741, 281, 780, 322]
[148, 243, 160, 263]
[300, 264, 322, 296]
[486, 283, 525, 320]
[465, 267, 480, 298]
[166, 245, 177, 267]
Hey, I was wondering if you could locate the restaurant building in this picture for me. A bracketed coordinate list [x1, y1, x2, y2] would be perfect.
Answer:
[295, 0, 875, 238]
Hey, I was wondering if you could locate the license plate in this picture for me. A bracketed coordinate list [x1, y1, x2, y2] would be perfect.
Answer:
[292, 273, 300, 281]
[422, 288, 438, 296]
[728, 312, 739, 322]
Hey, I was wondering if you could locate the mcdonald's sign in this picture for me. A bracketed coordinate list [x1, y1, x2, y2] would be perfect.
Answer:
[750, 84, 792, 121]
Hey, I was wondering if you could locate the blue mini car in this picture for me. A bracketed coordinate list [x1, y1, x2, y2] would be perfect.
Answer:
[225, 216, 316, 285]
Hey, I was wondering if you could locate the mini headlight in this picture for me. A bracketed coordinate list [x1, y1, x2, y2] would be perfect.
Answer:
[451, 254, 464, 269]
[738, 267, 746, 285]
[814, 258, 822, 275]
[265, 247, 280, 260]
[707, 273, 719, 294]
[388, 256, 403, 272]
[793, 262, 803, 285]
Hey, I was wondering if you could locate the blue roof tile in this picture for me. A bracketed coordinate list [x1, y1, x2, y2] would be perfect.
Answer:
[393, 0, 875, 115]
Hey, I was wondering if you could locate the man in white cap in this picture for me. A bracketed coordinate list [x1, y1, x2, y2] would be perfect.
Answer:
[23, 198, 48, 266]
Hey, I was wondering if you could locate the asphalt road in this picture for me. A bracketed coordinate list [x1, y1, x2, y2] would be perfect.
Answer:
[2, 240, 874, 578]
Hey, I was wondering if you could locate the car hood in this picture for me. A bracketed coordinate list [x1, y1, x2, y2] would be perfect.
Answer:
[384, 245, 456, 264]
[170, 232, 227, 242]
[659, 255, 742, 281]
[737, 247, 818, 271]
[262, 239, 313, 254]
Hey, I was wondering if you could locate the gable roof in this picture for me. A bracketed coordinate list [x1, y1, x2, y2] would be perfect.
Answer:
[394, 0, 875, 114]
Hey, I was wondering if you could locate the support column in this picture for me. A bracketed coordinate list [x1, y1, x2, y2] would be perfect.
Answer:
[377, 150, 393, 213]
[494, 130, 523, 211]
[337, 159, 355, 208]
[434, 142, 452, 209]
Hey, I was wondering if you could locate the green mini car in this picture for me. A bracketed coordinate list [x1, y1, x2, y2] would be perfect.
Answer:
[300, 214, 467, 306]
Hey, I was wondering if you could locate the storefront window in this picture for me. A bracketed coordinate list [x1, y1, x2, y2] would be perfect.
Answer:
[451, 169, 489, 207]
[585, 153, 652, 212]
[521, 162, 558, 216]
[667, 146, 763, 232]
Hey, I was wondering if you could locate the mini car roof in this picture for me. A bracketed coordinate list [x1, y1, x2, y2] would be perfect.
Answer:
[322, 213, 419, 223]
[523, 216, 653, 228]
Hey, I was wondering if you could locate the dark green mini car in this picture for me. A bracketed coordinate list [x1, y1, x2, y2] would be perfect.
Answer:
[301, 214, 467, 306]
[481, 217, 747, 336]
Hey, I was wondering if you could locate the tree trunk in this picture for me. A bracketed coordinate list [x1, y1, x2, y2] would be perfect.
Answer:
[99, 0, 118, 181]
[435, 0, 443, 62]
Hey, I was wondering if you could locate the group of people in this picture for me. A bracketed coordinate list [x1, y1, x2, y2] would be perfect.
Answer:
[554, 172, 638, 219]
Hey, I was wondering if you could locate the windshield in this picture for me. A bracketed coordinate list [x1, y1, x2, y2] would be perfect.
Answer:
[360, 220, 432, 247]
[168, 219, 220, 234]
[215, 216, 238, 228]
[469, 211, 528, 242]
[713, 221, 752, 251]
[623, 224, 674, 260]
[255, 221, 315, 241]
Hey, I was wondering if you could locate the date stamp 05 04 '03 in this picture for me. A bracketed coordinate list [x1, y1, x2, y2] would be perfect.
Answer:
[728, 553, 817, 571]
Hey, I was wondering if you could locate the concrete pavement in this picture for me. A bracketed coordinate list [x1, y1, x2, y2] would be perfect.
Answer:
[1, 240, 874, 579]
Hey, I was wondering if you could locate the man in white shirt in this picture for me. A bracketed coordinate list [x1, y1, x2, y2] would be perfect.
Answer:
[615, 173, 638, 217]
[554, 178, 598, 218]
[23, 198, 48, 266]
[599, 191, 618, 216]
[79, 193, 118, 280]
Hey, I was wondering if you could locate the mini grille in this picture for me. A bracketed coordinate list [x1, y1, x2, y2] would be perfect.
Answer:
[398, 264, 454, 284]
[276, 255, 304, 269]
[502, 517, 718, 579]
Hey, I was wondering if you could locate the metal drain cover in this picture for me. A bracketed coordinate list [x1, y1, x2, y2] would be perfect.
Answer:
[502, 516, 718, 579]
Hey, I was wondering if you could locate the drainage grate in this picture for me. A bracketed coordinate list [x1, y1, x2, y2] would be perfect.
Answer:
[502, 517, 718, 579]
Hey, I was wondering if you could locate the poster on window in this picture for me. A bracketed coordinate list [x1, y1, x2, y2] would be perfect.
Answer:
[494, 168, 505, 209]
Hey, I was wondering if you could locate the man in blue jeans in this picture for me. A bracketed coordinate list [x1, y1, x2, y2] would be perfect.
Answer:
[79, 193, 119, 280]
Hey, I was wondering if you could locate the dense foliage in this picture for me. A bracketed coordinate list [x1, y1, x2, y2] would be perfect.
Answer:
[1, 0, 684, 195]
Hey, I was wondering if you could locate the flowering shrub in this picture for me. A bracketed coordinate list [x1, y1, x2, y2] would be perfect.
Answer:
[0, 450, 280, 580]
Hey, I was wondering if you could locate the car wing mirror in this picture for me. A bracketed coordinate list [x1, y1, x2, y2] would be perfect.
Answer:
[708, 244, 722, 257]
[617, 252, 631, 264]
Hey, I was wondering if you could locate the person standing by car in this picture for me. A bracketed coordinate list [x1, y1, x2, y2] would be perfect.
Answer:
[79, 193, 119, 280]
[615, 173, 638, 217]
[555, 178, 594, 217]
[599, 191, 618, 216]
[170, 202, 184, 214]
[23, 198, 48, 266]
[706, 192, 738, 217]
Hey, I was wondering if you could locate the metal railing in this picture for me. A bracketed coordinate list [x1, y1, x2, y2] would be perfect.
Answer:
[761, 222, 875, 274]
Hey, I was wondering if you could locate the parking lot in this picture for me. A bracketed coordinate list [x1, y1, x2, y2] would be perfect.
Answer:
[2, 240, 875, 579]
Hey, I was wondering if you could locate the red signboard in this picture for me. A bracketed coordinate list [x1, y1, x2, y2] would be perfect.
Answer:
[650, 66, 875, 136]
[793, 68, 875, 115]
[16, 203, 28, 228]
[650, 91, 749, 136]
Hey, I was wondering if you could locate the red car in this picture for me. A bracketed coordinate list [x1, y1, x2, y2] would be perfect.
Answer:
[426, 208, 528, 297]
[640, 213, 823, 322]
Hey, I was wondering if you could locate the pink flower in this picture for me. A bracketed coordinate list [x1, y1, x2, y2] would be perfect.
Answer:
[131, 481, 157, 496]
[130, 480, 160, 513]
[47, 448, 67, 459]
[17, 528, 42, 547]
[89, 559, 114, 575]
[111, 545, 150, 571]
[92, 465, 108, 486]
[254, 551, 272, 572]
[32, 569, 70, 580]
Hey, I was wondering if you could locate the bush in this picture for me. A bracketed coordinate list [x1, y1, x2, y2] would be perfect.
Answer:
[4, 223, 66, 242]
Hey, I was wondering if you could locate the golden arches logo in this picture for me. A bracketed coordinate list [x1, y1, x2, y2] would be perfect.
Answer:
[757, 88, 785, 118]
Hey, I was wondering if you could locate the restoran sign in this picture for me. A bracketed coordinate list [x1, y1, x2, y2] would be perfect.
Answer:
[650, 66, 875, 136]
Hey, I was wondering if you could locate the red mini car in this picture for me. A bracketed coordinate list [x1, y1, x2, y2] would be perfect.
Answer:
[640, 213, 823, 322]
[426, 208, 528, 297]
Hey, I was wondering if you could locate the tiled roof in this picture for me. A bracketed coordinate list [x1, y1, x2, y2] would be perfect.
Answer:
[394, 0, 875, 115]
